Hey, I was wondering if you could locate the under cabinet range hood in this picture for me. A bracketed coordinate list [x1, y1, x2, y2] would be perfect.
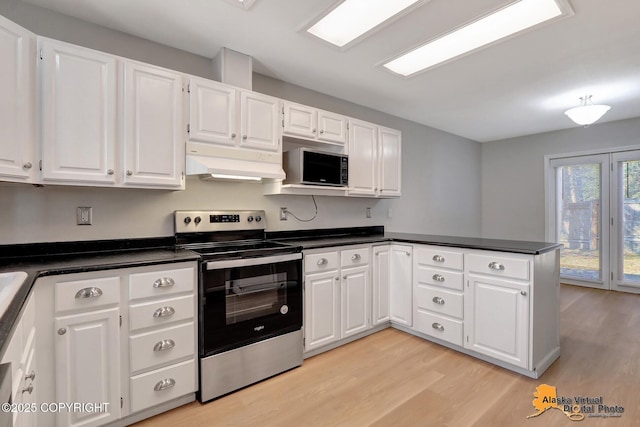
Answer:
[186, 152, 285, 182]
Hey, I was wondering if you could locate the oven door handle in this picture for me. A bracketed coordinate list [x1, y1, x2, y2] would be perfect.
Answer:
[205, 253, 302, 270]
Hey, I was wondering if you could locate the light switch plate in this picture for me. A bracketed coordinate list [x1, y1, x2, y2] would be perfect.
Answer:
[77, 207, 92, 225]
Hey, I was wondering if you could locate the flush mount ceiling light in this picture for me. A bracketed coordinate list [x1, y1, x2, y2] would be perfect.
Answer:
[306, 0, 425, 48]
[383, 0, 572, 77]
[564, 95, 611, 126]
[222, 0, 256, 10]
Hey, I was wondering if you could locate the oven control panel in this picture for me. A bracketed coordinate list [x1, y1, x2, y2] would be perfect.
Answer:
[175, 210, 266, 232]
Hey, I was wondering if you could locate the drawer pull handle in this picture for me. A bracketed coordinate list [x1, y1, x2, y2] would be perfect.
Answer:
[25, 371, 36, 381]
[432, 322, 445, 332]
[432, 255, 445, 263]
[153, 277, 175, 288]
[153, 339, 176, 352]
[432, 296, 445, 305]
[21, 384, 33, 395]
[432, 274, 445, 282]
[488, 262, 505, 271]
[75, 287, 103, 299]
[351, 254, 361, 261]
[153, 306, 176, 318]
[154, 378, 176, 391]
[317, 258, 328, 266]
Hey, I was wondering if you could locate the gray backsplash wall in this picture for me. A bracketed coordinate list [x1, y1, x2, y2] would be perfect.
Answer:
[0, 0, 482, 244]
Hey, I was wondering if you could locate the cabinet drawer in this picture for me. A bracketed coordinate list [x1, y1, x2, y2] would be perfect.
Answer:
[340, 246, 370, 267]
[130, 358, 196, 413]
[129, 295, 195, 332]
[415, 311, 463, 346]
[415, 247, 463, 271]
[304, 251, 339, 274]
[129, 267, 195, 301]
[415, 285, 463, 319]
[129, 322, 195, 373]
[55, 276, 120, 312]
[416, 266, 463, 291]
[468, 253, 530, 281]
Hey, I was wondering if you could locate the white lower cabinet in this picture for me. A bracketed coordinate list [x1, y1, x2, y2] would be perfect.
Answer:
[1, 293, 37, 427]
[303, 245, 371, 353]
[34, 261, 197, 427]
[389, 245, 413, 326]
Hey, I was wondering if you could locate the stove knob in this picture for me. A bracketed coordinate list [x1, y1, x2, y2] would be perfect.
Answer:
[194, 216, 202, 225]
[255, 215, 262, 222]
[184, 217, 192, 224]
[247, 216, 254, 223]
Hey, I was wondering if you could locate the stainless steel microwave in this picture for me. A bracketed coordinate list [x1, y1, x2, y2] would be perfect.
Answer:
[283, 148, 348, 187]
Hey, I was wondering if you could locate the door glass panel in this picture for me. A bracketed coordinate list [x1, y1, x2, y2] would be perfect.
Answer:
[622, 160, 640, 283]
[557, 163, 602, 282]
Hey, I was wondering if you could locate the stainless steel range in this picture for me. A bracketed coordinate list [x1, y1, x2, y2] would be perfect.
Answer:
[175, 210, 303, 402]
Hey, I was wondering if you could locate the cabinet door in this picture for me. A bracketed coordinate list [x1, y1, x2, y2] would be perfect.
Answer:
[378, 126, 402, 197]
[188, 76, 237, 146]
[0, 16, 36, 183]
[55, 307, 121, 427]
[372, 246, 390, 325]
[317, 110, 347, 144]
[348, 119, 377, 196]
[283, 101, 317, 139]
[39, 38, 117, 184]
[465, 275, 529, 368]
[390, 244, 413, 326]
[122, 61, 185, 189]
[341, 265, 370, 338]
[304, 271, 340, 351]
[240, 91, 279, 152]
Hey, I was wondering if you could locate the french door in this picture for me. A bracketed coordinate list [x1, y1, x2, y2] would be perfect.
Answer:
[548, 150, 640, 292]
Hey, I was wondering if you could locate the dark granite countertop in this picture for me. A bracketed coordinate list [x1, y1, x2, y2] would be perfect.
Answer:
[0, 241, 199, 360]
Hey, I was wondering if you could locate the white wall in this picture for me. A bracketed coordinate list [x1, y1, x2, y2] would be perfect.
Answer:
[482, 117, 640, 241]
[0, 0, 482, 244]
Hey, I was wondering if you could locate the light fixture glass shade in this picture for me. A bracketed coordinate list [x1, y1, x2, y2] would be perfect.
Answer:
[564, 96, 611, 125]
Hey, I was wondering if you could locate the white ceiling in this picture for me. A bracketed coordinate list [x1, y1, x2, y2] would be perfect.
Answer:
[21, 0, 640, 142]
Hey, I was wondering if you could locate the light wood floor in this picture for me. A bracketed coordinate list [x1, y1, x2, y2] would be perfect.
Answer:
[134, 284, 640, 426]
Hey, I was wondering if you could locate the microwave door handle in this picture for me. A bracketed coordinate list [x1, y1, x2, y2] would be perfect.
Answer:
[206, 253, 302, 270]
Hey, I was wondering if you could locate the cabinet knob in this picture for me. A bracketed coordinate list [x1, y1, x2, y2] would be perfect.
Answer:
[312, 128, 316, 133]
[107, 169, 114, 175]
[153, 277, 175, 288]
[488, 262, 505, 271]
[25, 371, 36, 381]
[406, 252, 411, 256]
[23, 162, 32, 170]
[231, 133, 237, 138]
[432, 296, 445, 305]
[335, 277, 339, 281]
[521, 290, 528, 296]
[126, 170, 133, 176]
[58, 328, 67, 335]
[319, 129, 324, 134]
[432, 255, 445, 263]
[21, 384, 33, 395]
[432, 322, 445, 332]
[154, 378, 176, 391]
[242, 135, 248, 140]
[343, 275, 347, 280]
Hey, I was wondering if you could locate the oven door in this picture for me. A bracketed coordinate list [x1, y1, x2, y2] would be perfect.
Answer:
[201, 252, 302, 356]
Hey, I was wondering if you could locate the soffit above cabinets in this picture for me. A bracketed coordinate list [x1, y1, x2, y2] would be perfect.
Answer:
[16, 0, 640, 142]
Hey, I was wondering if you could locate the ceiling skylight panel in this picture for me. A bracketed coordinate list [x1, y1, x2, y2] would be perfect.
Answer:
[383, 0, 571, 77]
[307, 0, 423, 48]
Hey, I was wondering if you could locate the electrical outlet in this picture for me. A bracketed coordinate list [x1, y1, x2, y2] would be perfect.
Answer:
[366, 207, 372, 218]
[280, 207, 288, 221]
[387, 207, 393, 218]
[77, 207, 92, 225]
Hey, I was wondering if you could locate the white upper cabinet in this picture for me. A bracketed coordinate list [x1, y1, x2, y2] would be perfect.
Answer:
[240, 91, 279, 152]
[282, 101, 347, 145]
[188, 76, 237, 146]
[39, 37, 186, 189]
[348, 119, 402, 198]
[39, 37, 118, 185]
[188, 76, 279, 152]
[348, 119, 377, 196]
[122, 60, 185, 189]
[0, 16, 36, 183]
